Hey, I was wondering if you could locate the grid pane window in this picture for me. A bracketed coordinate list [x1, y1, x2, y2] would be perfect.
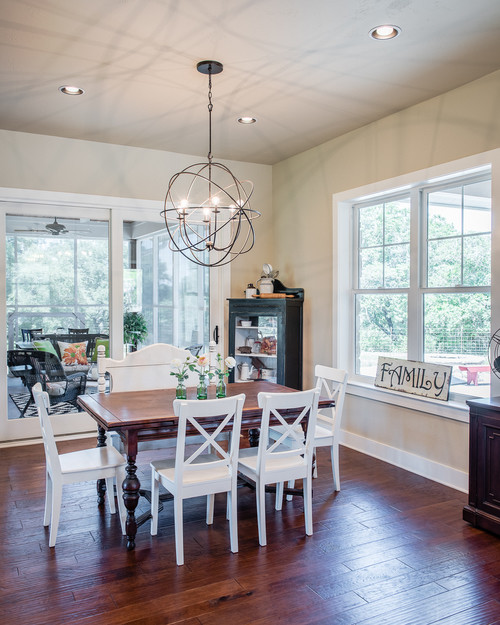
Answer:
[354, 172, 492, 396]
[358, 198, 410, 289]
[356, 293, 408, 377]
[426, 180, 491, 288]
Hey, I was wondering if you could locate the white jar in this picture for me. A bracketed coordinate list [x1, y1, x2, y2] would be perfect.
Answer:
[259, 278, 274, 294]
[245, 283, 257, 298]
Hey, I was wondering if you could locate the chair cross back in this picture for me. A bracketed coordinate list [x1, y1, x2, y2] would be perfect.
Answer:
[264, 404, 312, 459]
[173, 397, 243, 487]
[314, 364, 348, 436]
[257, 389, 320, 475]
[181, 411, 234, 467]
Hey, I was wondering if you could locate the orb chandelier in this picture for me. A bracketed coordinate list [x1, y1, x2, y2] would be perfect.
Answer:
[162, 60, 260, 268]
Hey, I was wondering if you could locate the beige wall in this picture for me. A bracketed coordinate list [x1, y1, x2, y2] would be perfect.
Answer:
[271, 69, 500, 487]
[0, 129, 273, 296]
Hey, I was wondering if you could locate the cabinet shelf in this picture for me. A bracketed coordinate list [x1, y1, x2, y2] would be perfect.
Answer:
[235, 352, 277, 358]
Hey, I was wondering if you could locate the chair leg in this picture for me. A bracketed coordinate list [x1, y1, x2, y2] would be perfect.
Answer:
[116, 467, 126, 534]
[228, 488, 238, 554]
[303, 475, 313, 536]
[256, 480, 267, 547]
[43, 470, 52, 526]
[150, 470, 159, 536]
[286, 480, 295, 501]
[206, 494, 215, 525]
[331, 443, 340, 491]
[105, 477, 116, 514]
[275, 482, 284, 510]
[49, 482, 63, 547]
[174, 497, 184, 566]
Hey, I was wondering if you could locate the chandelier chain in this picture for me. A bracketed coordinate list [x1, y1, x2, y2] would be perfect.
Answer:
[207, 71, 213, 162]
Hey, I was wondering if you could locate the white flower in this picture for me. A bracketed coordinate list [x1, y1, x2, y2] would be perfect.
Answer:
[197, 354, 209, 367]
[170, 358, 182, 369]
[225, 356, 236, 369]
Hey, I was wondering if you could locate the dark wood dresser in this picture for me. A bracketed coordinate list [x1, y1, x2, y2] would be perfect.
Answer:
[463, 396, 500, 536]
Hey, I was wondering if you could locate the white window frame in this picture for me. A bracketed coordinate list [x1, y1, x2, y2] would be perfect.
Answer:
[334, 149, 500, 423]
[0, 188, 229, 444]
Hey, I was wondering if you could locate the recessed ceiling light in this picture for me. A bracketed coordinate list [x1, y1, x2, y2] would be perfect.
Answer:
[369, 25, 401, 40]
[238, 116, 257, 124]
[59, 85, 85, 96]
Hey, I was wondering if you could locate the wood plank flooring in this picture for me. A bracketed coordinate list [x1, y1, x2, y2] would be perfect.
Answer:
[2, 438, 500, 625]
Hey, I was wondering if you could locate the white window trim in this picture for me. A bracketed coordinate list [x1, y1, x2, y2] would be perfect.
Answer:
[0, 187, 229, 444]
[333, 149, 500, 421]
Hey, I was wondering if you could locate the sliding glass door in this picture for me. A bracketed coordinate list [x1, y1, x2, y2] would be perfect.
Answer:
[1, 192, 228, 443]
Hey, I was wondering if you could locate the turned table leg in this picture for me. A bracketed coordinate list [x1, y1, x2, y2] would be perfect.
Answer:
[123, 431, 140, 550]
[96, 426, 107, 506]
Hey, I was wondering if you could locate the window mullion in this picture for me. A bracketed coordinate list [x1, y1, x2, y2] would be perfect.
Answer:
[408, 187, 422, 360]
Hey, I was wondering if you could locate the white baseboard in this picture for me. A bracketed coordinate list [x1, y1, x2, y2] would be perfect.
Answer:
[0, 432, 96, 449]
[340, 430, 468, 493]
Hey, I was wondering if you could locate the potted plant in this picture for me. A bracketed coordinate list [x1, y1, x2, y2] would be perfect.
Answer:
[123, 311, 148, 351]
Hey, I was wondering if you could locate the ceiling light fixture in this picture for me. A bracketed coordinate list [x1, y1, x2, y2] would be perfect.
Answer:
[162, 60, 260, 268]
[369, 25, 401, 40]
[58, 85, 85, 95]
[238, 116, 257, 124]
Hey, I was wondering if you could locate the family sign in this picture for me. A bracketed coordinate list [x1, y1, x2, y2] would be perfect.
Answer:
[375, 356, 452, 401]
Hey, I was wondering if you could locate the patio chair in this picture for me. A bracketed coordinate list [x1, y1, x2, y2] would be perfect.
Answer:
[31, 351, 87, 409]
[21, 328, 43, 341]
[7, 349, 46, 417]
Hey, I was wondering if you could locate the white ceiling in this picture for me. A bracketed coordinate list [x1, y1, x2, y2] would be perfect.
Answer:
[1, 0, 500, 166]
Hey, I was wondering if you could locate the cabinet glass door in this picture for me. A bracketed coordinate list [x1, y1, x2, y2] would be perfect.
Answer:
[234, 313, 278, 383]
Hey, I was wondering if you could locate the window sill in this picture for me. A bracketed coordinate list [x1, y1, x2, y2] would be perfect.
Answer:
[347, 379, 470, 423]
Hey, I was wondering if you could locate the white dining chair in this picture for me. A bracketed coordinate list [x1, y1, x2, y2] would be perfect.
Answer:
[237, 388, 319, 547]
[32, 383, 126, 547]
[269, 366, 348, 503]
[150, 394, 245, 566]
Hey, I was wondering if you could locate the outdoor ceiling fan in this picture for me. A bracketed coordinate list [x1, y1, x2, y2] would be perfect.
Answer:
[14, 217, 90, 236]
[44, 217, 68, 235]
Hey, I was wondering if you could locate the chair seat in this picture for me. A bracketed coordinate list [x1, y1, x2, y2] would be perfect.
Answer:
[46, 381, 66, 397]
[269, 419, 333, 444]
[151, 454, 231, 486]
[238, 446, 306, 473]
[59, 446, 126, 474]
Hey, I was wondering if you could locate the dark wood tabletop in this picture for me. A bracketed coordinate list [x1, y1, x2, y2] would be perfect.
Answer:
[78, 380, 297, 434]
[77, 381, 333, 550]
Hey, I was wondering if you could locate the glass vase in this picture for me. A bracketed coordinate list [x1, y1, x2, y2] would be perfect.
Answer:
[175, 380, 187, 399]
[197, 373, 208, 400]
[216, 374, 226, 398]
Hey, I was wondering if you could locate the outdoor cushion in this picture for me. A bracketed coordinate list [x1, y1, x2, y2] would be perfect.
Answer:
[92, 338, 110, 362]
[32, 339, 58, 357]
[57, 341, 88, 366]
[46, 381, 66, 396]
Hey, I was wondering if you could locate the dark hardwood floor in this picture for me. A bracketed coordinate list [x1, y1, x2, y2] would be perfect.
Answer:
[3, 438, 500, 625]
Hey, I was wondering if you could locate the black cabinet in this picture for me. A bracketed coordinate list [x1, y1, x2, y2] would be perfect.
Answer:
[228, 298, 303, 389]
[463, 396, 500, 536]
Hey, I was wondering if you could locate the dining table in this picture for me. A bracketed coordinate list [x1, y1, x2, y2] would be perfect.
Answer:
[77, 380, 334, 550]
